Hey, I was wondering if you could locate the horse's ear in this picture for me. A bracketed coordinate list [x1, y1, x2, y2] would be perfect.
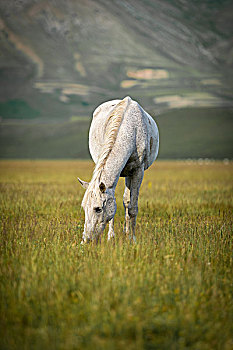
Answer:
[77, 178, 89, 189]
[99, 182, 106, 193]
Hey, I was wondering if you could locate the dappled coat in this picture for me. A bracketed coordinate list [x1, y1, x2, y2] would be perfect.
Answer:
[78, 96, 159, 242]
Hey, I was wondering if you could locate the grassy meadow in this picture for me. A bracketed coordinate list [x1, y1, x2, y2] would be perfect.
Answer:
[0, 160, 232, 349]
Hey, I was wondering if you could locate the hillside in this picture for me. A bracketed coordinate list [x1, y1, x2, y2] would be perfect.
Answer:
[0, 0, 232, 159]
[0, 0, 233, 119]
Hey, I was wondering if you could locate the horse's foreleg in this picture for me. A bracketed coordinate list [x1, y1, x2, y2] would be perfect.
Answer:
[107, 217, 115, 240]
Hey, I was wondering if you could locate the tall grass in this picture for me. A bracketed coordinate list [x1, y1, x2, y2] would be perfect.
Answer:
[0, 160, 232, 349]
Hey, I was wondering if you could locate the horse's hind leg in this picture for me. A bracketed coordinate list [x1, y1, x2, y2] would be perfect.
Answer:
[123, 168, 144, 242]
[123, 177, 131, 235]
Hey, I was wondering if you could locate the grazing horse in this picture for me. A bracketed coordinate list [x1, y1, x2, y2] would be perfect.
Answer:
[78, 96, 159, 243]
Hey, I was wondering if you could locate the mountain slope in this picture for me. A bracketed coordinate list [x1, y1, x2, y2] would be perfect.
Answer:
[0, 0, 232, 119]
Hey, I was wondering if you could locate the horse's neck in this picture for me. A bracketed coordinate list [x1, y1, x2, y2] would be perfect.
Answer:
[100, 166, 120, 191]
[92, 99, 136, 190]
[97, 139, 133, 190]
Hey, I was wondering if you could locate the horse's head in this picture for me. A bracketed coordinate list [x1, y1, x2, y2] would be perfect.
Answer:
[78, 178, 117, 243]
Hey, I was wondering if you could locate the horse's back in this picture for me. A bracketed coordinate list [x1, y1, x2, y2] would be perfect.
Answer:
[89, 97, 159, 170]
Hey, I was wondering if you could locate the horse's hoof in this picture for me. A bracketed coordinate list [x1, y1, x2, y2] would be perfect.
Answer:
[81, 237, 91, 244]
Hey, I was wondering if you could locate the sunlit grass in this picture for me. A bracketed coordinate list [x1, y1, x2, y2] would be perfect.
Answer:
[0, 160, 232, 349]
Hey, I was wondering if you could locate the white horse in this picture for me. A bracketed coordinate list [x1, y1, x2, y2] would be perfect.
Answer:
[78, 96, 159, 243]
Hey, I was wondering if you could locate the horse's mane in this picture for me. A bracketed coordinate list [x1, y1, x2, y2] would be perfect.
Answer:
[82, 96, 131, 207]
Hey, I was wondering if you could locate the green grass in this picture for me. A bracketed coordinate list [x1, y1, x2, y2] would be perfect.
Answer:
[155, 107, 233, 159]
[1, 107, 233, 159]
[0, 100, 40, 119]
[0, 160, 232, 349]
[0, 120, 91, 159]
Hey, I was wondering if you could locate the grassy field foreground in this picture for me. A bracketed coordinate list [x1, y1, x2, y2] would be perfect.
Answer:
[0, 160, 232, 349]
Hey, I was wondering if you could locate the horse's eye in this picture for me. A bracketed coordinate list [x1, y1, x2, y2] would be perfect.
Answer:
[94, 207, 102, 214]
